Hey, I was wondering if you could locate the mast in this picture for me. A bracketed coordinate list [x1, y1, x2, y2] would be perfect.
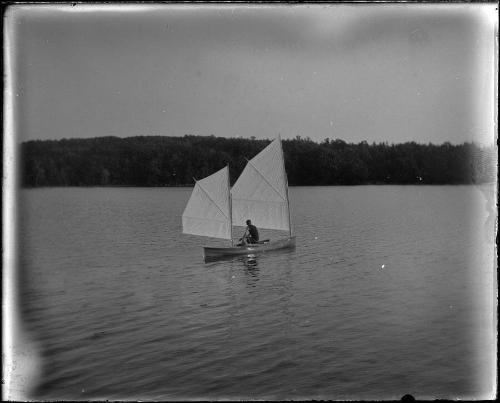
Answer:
[228, 165, 233, 246]
[285, 175, 292, 238]
[279, 136, 292, 237]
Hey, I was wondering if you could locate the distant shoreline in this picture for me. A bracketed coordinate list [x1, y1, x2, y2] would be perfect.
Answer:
[20, 135, 496, 187]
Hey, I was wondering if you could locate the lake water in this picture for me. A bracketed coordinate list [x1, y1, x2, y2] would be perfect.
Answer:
[16, 185, 496, 400]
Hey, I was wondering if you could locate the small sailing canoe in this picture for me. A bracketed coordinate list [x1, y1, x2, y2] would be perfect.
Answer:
[182, 137, 295, 262]
[203, 236, 296, 261]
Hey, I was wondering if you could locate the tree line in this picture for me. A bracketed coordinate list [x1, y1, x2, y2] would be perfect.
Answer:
[21, 135, 496, 187]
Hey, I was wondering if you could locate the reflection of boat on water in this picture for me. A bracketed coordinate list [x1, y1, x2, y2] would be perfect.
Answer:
[204, 236, 295, 260]
[204, 252, 264, 266]
[244, 254, 258, 267]
[182, 137, 295, 261]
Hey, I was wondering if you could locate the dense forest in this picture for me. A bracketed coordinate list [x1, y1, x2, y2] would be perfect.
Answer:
[21, 135, 496, 187]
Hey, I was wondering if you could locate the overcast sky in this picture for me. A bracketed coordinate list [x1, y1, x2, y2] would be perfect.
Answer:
[6, 3, 497, 145]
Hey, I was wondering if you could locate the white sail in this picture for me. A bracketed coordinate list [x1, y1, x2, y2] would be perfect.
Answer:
[182, 166, 231, 239]
[231, 138, 291, 231]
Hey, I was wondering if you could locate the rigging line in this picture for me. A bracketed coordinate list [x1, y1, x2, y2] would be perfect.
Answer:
[242, 158, 287, 202]
[195, 179, 230, 220]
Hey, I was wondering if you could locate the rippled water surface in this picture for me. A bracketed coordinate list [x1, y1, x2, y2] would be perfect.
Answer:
[18, 186, 496, 400]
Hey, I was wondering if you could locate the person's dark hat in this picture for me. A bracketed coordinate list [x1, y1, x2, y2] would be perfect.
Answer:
[246, 219, 251, 225]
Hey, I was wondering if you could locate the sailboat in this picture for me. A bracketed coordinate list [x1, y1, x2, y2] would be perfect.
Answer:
[182, 137, 296, 261]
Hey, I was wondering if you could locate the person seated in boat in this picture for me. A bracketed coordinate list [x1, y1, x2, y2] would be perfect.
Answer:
[238, 219, 259, 245]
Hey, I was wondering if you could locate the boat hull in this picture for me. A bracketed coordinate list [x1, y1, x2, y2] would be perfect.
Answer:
[204, 236, 296, 261]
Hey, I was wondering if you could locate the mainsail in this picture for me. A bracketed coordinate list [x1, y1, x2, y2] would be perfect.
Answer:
[182, 166, 231, 239]
[231, 138, 291, 232]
